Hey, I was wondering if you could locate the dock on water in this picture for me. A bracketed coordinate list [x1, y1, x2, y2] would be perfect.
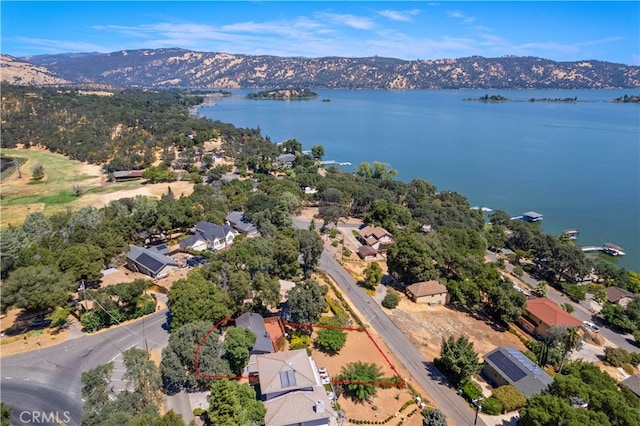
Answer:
[581, 243, 626, 256]
[511, 211, 543, 222]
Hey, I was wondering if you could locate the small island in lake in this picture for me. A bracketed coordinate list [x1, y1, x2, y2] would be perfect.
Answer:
[610, 94, 640, 103]
[464, 94, 509, 102]
[246, 88, 318, 100]
[322, 98, 331, 102]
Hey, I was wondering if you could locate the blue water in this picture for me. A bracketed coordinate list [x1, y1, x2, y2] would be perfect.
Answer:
[199, 89, 640, 272]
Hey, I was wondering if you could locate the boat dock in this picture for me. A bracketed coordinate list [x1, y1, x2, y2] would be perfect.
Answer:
[581, 243, 626, 256]
[320, 160, 352, 166]
[511, 211, 543, 222]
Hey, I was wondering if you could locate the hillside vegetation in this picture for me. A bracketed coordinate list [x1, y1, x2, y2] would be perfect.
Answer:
[15, 49, 640, 89]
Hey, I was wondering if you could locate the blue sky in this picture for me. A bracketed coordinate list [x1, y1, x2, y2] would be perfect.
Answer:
[2, 1, 639, 65]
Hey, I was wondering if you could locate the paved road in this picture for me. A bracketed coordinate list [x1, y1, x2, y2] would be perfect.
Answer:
[318, 251, 484, 425]
[485, 251, 639, 353]
[1, 309, 171, 425]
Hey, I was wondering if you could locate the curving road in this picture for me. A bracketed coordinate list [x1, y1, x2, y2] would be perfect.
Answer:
[1, 309, 170, 425]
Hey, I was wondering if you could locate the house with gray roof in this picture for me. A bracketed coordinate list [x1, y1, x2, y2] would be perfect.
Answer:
[125, 246, 179, 279]
[620, 375, 640, 398]
[225, 211, 258, 235]
[256, 349, 338, 426]
[179, 221, 235, 252]
[275, 153, 296, 167]
[236, 312, 275, 355]
[482, 347, 553, 399]
[605, 286, 635, 308]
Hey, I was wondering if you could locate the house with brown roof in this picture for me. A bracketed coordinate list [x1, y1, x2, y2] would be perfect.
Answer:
[256, 349, 338, 426]
[518, 298, 582, 339]
[357, 245, 378, 260]
[406, 280, 449, 305]
[357, 226, 393, 252]
[605, 286, 635, 308]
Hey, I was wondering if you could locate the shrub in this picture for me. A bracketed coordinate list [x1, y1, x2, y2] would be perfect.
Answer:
[342, 247, 352, 257]
[460, 380, 483, 402]
[622, 363, 638, 375]
[604, 346, 631, 367]
[315, 328, 347, 354]
[633, 330, 640, 347]
[492, 385, 526, 412]
[382, 291, 400, 309]
[193, 408, 205, 416]
[331, 240, 339, 247]
[481, 397, 503, 415]
[330, 228, 338, 239]
[80, 311, 103, 332]
[399, 400, 415, 411]
[290, 331, 311, 350]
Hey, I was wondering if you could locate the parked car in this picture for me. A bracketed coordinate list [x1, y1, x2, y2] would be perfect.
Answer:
[583, 320, 600, 333]
[29, 319, 52, 329]
[186, 257, 201, 267]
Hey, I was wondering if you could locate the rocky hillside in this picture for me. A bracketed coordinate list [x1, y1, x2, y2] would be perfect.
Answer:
[11, 48, 640, 89]
[0, 54, 71, 86]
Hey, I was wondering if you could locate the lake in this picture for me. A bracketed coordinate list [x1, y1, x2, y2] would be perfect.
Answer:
[198, 89, 640, 272]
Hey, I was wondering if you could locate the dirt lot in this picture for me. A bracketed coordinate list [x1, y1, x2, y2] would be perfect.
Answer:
[386, 296, 527, 361]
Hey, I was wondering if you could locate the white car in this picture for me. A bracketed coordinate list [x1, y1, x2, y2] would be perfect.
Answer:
[583, 321, 600, 333]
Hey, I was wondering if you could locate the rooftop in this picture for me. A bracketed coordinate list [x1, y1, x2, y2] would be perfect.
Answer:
[605, 286, 634, 303]
[484, 347, 553, 398]
[406, 280, 448, 298]
[264, 386, 337, 426]
[525, 298, 582, 328]
[256, 349, 320, 396]
[235, 312, 275, 353]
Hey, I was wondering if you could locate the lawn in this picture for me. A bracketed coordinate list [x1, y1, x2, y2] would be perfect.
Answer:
[0, 148, 194, 227]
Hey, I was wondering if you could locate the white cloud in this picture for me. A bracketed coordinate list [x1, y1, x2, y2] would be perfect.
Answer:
[13, 37, 108, 54]
[315, 12, 374, 30]
[446, 10, 476, 23]
[376, 9, 420, 22]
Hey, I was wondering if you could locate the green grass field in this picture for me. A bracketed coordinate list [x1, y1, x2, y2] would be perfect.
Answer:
[1, 148, 194, 227]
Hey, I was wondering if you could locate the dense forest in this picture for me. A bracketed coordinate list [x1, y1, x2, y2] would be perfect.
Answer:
[1, 83, 639, 424]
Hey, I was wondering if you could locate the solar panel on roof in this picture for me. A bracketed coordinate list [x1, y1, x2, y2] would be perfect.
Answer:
[136, 253, 164, 273]
[487, 351, 526, 382]
[279, 370, 297, 388]
[506, 348, 545, 376]
[155, 244, 168, 250]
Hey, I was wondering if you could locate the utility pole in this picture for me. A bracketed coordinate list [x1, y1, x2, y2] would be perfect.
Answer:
[472, 397, 485, 425]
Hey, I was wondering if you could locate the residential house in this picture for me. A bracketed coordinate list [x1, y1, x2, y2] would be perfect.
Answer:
[256, 349, 338, 426]
[406, 280, 450, 305]
[113, 170, 144, 181]
[275, 153, 296, 167]
[357, 226, 394, 252]
[125, 246, 179, 279]
[518, 298, 582, 339]
[235, 313, 283, 355]
[482, 347, 553, 399]
[180, 221, 236, 252]
[357, 245, 377, 260]
[620, 375, 640, 398]
[225, 211, 258, 235]
[605, 286, 635, 308]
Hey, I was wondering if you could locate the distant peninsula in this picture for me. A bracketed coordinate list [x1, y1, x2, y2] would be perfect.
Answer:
[610, 94, 640, 103]
[464, 95, 580, 103]
[246, 88, 318, 100]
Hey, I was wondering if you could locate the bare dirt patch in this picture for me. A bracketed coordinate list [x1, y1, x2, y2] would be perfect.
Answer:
[0, 309, 69, 357]
[387, 297, 528, 361]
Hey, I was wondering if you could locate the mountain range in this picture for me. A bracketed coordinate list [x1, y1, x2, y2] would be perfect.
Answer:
[3, 48, 640, 89]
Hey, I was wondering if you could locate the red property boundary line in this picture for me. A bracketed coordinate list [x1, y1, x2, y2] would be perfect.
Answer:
[194, 318, 406, 388]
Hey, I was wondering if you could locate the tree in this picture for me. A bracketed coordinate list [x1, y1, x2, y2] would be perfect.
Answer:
[362, 262, 383, 290]
[1, 402, 13, 426]
[207, 379, 266, 426]
[296, 229, 323, 273]
[381, 291, 400, 309]
[386, 233, 437, 284]
[223, 326, 256, 374]
[335, 361, 384, 401]
[167, 272, 232, 331]
[122, 347, 162, 407]
[315, 328, 347, 354]
[287, 279, 327, 324]
[30, 162, 44, 180]
[81, 362, 115, 416]
[1, 265, 73, 313]
[558, 327, 582, 373]
[435, 336, 481, 387]
[58, 243, 105, 282]
[272, 235, 300, 279]
[422, 408, 447, 426]
[160, 321, 231, 391]
[311, 144, 325, 160]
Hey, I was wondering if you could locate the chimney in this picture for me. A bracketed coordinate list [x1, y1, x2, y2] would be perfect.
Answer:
[315, 400, 325, 413]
